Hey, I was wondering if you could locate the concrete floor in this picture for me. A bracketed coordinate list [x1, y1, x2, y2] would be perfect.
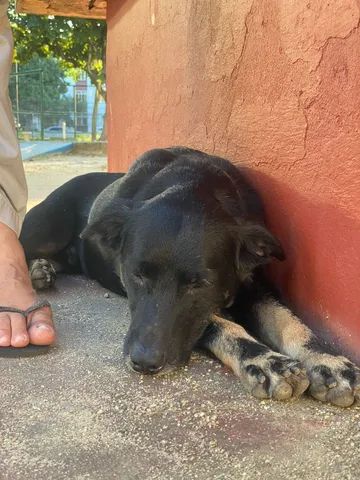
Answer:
[23, 154, 107, 209]
[1, 155, 359, 480]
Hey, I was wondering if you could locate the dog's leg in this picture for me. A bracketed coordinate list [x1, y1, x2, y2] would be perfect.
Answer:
[20, 187, 81, 290]
[28, 242, 84, 290]
[199, 314, 309, 401]
[251, 298, 360, 407]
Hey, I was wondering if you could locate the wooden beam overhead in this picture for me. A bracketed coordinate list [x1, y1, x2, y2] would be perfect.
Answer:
[16, 0, 106, 20]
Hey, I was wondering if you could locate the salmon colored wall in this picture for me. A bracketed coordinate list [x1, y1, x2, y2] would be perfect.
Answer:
[107, 0, 360, 362]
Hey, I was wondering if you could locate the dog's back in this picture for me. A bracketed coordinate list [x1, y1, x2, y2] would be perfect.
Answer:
[89, 147, 264, 226]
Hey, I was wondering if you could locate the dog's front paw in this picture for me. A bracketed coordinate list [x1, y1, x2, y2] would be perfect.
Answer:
[29, 259, 56, 290]
[304, 354, 360, 407]
[240, 352, 310, 401]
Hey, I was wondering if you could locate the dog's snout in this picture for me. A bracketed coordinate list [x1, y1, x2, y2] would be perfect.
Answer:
[129, 342, 165, 375]
[131, 361, 164, 374]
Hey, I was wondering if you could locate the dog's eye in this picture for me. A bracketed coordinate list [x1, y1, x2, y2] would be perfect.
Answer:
[187, 277, 211, 290]
[133, 272, 146, 285]
[179, 271, 212, 291]
[133, 262, 158, 285]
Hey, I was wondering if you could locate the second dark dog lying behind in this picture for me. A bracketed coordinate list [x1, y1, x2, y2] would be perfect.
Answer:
[20, 147, 360, 407]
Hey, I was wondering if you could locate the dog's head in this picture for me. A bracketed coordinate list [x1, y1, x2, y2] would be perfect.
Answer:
[82, 196, 284, 375]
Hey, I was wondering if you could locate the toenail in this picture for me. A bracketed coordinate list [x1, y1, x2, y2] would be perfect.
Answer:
[36, 324, 52, 331]
[14, 334, 28, 345]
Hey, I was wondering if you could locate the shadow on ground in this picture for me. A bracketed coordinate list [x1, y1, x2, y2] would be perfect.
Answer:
[1, 275, 359, 480]
[1, 154, 359, 480]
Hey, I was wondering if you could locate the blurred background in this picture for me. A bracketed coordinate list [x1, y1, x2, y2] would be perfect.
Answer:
[8, 1, 106, 143]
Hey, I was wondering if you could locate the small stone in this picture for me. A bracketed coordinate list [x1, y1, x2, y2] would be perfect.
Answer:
[104, 293, 110, 298]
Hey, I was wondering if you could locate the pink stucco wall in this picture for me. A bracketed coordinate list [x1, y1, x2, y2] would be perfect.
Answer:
[107, 0, 360, 362]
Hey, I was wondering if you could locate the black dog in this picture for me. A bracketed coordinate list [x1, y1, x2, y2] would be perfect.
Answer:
[20, 147, 360, 406]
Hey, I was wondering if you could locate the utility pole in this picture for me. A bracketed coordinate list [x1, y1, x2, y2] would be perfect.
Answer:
[15, 63, 20, 127]
[40, 70, 44, 140]
[74, 85, 77, 140]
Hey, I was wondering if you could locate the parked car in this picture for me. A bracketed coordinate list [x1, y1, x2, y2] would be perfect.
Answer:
[44, 125, 74, 139]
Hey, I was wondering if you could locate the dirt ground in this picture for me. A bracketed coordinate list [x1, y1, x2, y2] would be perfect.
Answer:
[0, 154, 359, 480]
[24, 154, 107, 210]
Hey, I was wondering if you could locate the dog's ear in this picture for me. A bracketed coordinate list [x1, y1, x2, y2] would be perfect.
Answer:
[234, 223, 285, 278]
[80, 202, 131, 253]
[240, 224, 285, 261]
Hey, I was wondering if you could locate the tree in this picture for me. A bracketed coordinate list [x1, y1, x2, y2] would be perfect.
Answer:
[8, 2, 107, 140]
[9, 55, 73, 133]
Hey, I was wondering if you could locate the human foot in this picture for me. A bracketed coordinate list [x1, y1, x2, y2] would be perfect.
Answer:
[0, 223, 55, 348]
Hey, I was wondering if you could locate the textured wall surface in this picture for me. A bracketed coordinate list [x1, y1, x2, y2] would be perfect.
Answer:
[107, 0, 360, 361]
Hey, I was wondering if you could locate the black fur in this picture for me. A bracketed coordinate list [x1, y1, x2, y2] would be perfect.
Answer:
[20, 147, 285, 373]
[237, 339, 270, 360]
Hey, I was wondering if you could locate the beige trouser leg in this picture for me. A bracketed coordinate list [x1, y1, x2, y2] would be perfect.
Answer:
[0, 0, 27, 236]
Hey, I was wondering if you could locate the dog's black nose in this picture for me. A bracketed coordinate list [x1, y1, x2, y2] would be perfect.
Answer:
[130, 361, 164, 374]
[129, 343, 165, 374]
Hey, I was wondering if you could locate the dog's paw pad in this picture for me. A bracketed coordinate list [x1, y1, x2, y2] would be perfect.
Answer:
[29, 259, 56, 290]
[242, 353, 309, 401]
[306, 357, 360, 407]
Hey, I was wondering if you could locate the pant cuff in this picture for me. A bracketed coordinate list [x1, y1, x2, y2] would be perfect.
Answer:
[0, 188, 22, 236]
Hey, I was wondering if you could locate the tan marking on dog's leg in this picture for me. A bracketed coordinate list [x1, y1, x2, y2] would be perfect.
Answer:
[254, 300, 312, 360]
[202, 314, 309, 401]
[253, 299, 360, 407]
[209, 314, 254, 376]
